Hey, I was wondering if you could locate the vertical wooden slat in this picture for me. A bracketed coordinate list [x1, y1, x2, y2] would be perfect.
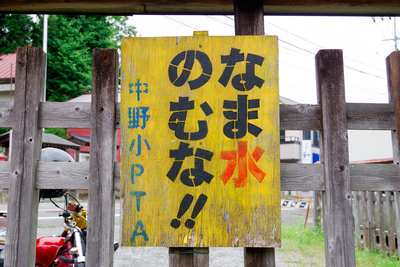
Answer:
[86, 49, 118, 266]
[367, 191, 376, 250]
[386, 194, 396, 255]
[234, 1, 275, 266]
[393, 191, 400, 256]
[361, 191, 368, 249]
[386, 51, 400, 258]
[4, 47, 45, 267]
[377, 192, 386, 254]
[316, 49, 356, 267]
[353, 191, 361, 249]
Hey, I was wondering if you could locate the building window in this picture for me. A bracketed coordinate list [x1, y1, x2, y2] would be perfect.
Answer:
[313, 131, 319, 147]
[280, 130, 285, 142]
[303, 130, 311, 140]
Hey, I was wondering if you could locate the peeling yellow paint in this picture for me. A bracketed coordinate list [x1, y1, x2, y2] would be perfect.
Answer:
[120, 35, 280, 247]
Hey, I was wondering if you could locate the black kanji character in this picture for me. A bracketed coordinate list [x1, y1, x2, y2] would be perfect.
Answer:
[223, 94, 262, 139]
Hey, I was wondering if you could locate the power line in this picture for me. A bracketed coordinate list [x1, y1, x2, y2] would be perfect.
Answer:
[162, 16, 387, 93]
[162, 16, 198, 31]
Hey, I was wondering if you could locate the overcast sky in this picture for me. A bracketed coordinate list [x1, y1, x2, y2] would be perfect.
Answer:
[127, 15, 397, 104]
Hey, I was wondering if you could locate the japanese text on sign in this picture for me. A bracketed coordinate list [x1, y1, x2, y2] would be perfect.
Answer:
[121, 35, 280, 247]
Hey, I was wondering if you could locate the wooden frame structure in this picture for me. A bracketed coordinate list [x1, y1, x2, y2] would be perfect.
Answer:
[3, 0, 400, 15]
[1, 1, 400, 266]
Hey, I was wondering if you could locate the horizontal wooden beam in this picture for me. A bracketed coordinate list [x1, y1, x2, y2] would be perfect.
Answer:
[0, 161, 398, 191]
[3, 0, 400, 15]
[0, 102, 380, 130]
[0, 101, 393, 130]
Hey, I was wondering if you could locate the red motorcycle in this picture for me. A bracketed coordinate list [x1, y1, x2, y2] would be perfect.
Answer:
[35, 192, 88, 267]
[0, 192, 87, 267]
[0, 148, 118, 267]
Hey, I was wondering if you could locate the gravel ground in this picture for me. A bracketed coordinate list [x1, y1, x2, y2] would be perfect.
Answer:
[113, 207, 314, 266]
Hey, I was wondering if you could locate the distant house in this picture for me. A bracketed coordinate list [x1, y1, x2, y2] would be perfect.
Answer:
[279, 96, 320, 164]
[0, 53, 16, 102]
[67, 94, 121, 162]
[0, 131, 81, 159]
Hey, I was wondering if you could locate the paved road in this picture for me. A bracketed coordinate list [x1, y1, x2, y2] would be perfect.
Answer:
[0, 200, 313, 266]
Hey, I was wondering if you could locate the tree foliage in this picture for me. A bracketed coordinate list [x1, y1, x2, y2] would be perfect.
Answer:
[0, 14, 42, 55]
[46, 15, 136, 101]
[0, 14, 136, 102]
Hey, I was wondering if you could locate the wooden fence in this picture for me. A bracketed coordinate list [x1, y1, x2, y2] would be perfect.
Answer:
[1, 46, 400, 266]
[353, 190, 399, 255]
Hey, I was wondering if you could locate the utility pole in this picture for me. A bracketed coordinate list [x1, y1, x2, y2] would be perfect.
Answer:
[381, 17, 400, 51]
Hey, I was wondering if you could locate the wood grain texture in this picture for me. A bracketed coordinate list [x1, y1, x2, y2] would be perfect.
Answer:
[349, 164, 400, 191]
[279, 104, 321, 130]
[0, 162, 399, 191]
[36, 162, 89, 189]
[316, 49, 356, 267]
[0, 162, 10, 188]
[234, 0, 264, 35]
[0, 101, 392, 131]
[361, 192, 369, 249]
[352, 192, 361, 249]
[386, 51, 400, 260]
[244, 248, 275, 267]
[376, 192, 386, 254]
[86, 49, 118, 267]
[3, 0, 400, 15]
[193, 247, 209, 266]
[366, 191, 376, 249]
[169, 248, 194, 267]
[386, 193, 396, 254]
[281, 163, 324, 191]
[346, 103, 395, 130]
[5, 47, 45, 267]
[39, 102, 91, 128]
[0, 102, 13, 128]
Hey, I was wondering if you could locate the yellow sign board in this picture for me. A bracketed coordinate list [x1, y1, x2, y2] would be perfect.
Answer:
[120, 35, 280, 247]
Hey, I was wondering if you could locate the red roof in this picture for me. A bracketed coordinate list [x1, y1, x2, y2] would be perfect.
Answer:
[0, 53, 16, 79]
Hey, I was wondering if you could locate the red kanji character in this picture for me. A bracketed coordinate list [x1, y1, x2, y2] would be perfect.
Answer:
[220, 141, 266, 187]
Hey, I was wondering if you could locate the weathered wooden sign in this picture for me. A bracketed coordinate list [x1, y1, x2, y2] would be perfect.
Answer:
[120, 34, 280, 247]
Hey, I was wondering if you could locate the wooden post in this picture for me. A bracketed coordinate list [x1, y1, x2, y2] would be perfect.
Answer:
[386, 51, 400, 258]
[244, 248, 275, 267]
[316, 49, 356, 267]
[234, 0, 264, 35]
[86, 49, 118, 266]
[5, 47, 45, 267]
[234, 1, 276, 266]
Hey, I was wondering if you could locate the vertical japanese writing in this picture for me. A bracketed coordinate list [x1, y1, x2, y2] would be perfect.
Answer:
[218, 48, 267, 188]
[167, 50, 215, 229]
[128, 78, 150, 245]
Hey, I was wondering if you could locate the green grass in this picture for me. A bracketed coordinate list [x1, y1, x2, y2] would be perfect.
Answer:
[355, 249, 399, 266]
[277, 223, 325, 266]
[277, 223, 400, 266]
